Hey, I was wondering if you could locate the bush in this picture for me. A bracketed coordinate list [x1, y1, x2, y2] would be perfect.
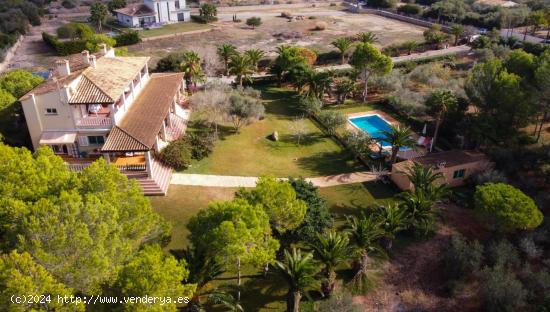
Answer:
[472, 168, 507, 185]
[159, 138, 192, 170]
[318, 110, 346, 135]
[297, 96, 322, 116]
[486, 240, 520, 269]
[314, 21, 327, 31]
[245, 17, 262, 29]
[367, 0, 397, 8]
[474, 183, 543, 232]
[114, 30, 141, 46]
[61, 0, 76, 9]
[186, 131, 215, 160]
[444, 234, 484, 280]
[281, 11, 292, 18]
[518, 237, 542, 260]
[479, 265, 527, 312]
[155, 52, 186, 72]
[397, 3, 421, 15]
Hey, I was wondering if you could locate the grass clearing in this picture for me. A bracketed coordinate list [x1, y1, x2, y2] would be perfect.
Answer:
[139, 22, 212, 38]
[186, 86, 364, 177]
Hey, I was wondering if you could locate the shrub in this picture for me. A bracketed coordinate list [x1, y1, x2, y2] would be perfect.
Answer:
[155, 52, 186, 72]
[314, 21, 327, 31]
[367, 0, 397, 8]
[397, 3, 421, 15]
[472, 168, 507, 185]
[444, 234, 484, 280]
[318, 110, 346, 135]
[474, 183, 543, 232]
[186, 131, 215, 160]
[479, 265, 527, 312]
[114, 30, 141, 46]
[297, 96, 322, 116]
[518, 237, 542, 260]
[281, 11, 292, 18]
[245, 17, 262, 29]
[486, 240, 520, 269]
[61, 0, 76, 9]
[159, 138, 192, 170]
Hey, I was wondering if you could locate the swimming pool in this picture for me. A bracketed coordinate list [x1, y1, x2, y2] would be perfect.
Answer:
[348, 114, 410, 150]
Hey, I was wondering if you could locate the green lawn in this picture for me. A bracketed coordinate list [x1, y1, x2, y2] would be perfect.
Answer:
[186, 87, 364, 177]
[139, 22, 212, 38]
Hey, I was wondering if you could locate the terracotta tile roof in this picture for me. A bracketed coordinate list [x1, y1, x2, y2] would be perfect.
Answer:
[20, 70, 84, 101]
[101, 73, 184, 152]
[412, 150, 489, 168]
[68, 76, 113, 104]
[101, 126, 149, 151]
[114, 4, 155, 17]
[82, 56, 149, 101]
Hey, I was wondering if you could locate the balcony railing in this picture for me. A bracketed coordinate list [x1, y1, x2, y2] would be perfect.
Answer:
[75, 116, 113, 128]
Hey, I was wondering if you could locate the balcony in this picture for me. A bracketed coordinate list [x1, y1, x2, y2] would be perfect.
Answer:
[75, 116, 113, 128]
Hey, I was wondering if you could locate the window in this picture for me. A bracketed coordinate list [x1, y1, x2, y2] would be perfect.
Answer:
[453, 169, 466, 179]
[45, 108, 58, 115]
[87, 136, 105, 145]
[175, 0, 180, 9]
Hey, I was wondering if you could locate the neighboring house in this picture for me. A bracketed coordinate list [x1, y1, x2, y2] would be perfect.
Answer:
[114, 0, 190, 28]
[20, 44, 189, 195]
[390, 150, 493, 190]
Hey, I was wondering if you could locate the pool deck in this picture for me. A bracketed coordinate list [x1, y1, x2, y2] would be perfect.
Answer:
[345, 110, 427, 160]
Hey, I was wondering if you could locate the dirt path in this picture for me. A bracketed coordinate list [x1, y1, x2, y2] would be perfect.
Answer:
[170, 170, 384, 187]
[354, 204, 488, 312]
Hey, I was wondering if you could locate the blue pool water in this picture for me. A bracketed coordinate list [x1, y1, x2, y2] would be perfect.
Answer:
[349, 115, 410, 150]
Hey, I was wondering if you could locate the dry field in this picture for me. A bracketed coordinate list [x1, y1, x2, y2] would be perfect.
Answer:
[128, 8, 425, 66]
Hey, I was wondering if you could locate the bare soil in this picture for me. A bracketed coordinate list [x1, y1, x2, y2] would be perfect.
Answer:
[354, 204, 489, 312]
[128, 8, 425, 66]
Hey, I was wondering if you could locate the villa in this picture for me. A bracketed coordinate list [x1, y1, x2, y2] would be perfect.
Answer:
[19, 44, 189, 195]
[390, 150, 493, 190]
[114, 0, 191, 28]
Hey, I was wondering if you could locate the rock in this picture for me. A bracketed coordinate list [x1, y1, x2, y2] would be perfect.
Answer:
[272, 131, 279, 141]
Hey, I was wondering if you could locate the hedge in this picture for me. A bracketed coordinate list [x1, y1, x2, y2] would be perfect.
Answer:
[114, 30, 141, 47]
[43, 32, 88, 56]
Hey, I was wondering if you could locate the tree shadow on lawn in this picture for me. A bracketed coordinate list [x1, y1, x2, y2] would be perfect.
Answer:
[278, 132, 326, 146]
[296, 150, 365, 176]
[260, 88, 303, 118]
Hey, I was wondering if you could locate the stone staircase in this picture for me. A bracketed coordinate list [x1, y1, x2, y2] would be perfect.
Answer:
[131, 158, 173, 196]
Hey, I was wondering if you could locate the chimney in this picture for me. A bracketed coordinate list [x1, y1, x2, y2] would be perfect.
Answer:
[81, 50, 90, 64]
[56, 60, 71, 77]
[99, 43, 108, 55]
[89, 55, 97, 68]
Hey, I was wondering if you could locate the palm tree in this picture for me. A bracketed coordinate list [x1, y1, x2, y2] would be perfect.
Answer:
[90, 2, 108, 32]
[356, 32, 379, 44]
[309, 230, 351, 297]
[331, 37, 353, 64]
[229, 53, 254, 86]
[373, 204, 409, 250]
[244, 49, 265, 71]
[380, 125, 416, 164]
[180, 51, 205, 91]
[425, 89, 457, 152]
[179, 247, 225, 310]
[275, 248, 319, 312]
[217, 44, 237, 76]
[450, 24, 465, 46]
[345, 214, 385, 290]
[399, 191, 437, 235]
[403, 162, 444, 194]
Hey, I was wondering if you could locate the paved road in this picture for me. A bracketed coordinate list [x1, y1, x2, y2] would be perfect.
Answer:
[500, 29, 544, 44]
[171, 170, 386, 187]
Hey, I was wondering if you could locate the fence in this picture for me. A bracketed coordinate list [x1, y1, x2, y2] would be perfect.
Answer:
[68, 163, 146, 172]
[345, 3, 452, 32]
